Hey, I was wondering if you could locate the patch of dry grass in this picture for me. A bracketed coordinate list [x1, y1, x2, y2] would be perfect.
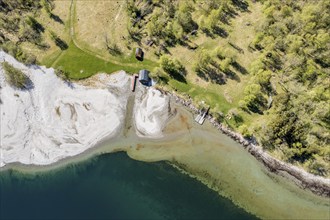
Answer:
[75, 1, 128, 56]
[19, 1, 71, 65]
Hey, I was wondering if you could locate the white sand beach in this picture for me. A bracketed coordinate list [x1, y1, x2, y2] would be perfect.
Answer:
[0, 52, 170, 167]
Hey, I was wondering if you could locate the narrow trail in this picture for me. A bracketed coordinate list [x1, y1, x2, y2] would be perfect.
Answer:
[49, 0, 76, 67]
[115, 3, 124, 21]
[110, 1, 125, 42]
[50, 50, 66, 68]
[69, 0, 108, 62]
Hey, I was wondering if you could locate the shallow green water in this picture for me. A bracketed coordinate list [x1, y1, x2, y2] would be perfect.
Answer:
[0, 152, 257, 220]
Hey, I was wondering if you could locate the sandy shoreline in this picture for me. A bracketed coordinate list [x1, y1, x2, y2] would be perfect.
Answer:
[165, 92, 330, 197]
[0, 52, 126, 167]
[0, 51, 168, 168]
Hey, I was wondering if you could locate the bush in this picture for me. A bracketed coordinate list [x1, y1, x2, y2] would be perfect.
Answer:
[2, 62, 30, 89]
[160, 55, 186, 82]
[49, 31, 68, 50]
[242, 83, 266, 112]
[238, 124, 252, 138]
[149, 67, 169, 85]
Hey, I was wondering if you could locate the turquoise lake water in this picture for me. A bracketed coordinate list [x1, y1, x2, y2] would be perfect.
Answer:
[0, 152, 257, 220]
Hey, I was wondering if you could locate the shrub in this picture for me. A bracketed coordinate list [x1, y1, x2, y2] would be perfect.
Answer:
[238, 124, 252, 138]
[160, 55, 186, 82]
[2, 62, 30, 89]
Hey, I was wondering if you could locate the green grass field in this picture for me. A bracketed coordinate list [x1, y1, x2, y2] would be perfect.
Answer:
[167, 78, 257, 129]
[169, 80, 231, 112]
[47, 42, 158, 79]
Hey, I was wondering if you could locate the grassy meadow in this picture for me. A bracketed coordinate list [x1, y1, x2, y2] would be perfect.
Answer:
[38, 0, 263, 127]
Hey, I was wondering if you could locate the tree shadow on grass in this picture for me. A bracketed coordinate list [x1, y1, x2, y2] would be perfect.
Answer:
[232, 0, 250, 12]
[209, 61, 240, 82]
[50, 14, 64, 25]
[231, 61, 248, 74]
[220, 16, 230, 25]
[247, 104, 264, 114]
[213, 26, 229, 38]
[196, 68, 209, 82]
[224, 69, 241, 82]
[171, 73, 187, 83]
[158, 75, 169, 84]
[128, 29, 142, 44]
[107, 44, 122, 56]
[229, 42, 244, 54]
[247, 96, 267, 114]
[159, 44, 172, 55]
[196, 66, 227, 85]
[202, 27, 228, 39]
[226, 7, 239, 19]
[202, 29, 215, 38]
[233, 114, 244, 124]
[54, 37, 68, 50]
[35, 22, 45, 33]
[170, 68, 187, 83]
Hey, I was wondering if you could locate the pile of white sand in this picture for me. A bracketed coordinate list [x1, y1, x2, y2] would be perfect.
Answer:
[134, 87, 170, 137]
[0, 52, 130, 167]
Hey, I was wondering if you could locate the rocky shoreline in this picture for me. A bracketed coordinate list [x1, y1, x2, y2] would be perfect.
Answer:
[163, 90, 330, 197]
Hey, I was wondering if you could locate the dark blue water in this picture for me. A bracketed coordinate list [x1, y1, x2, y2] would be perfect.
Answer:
[0, 153, 257, 220]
